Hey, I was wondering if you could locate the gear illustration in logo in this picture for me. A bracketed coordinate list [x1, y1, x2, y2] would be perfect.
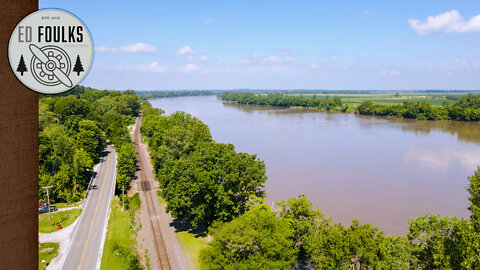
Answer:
[29, 44, 73, 87]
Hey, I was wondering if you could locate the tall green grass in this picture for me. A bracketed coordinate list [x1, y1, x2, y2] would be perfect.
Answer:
[100, 196, 141, 270]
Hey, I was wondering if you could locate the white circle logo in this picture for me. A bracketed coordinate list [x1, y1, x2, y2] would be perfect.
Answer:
[8, 9, 93, 94]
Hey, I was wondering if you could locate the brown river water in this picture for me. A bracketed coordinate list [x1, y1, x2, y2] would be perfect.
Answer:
[150, 95, 480, 235]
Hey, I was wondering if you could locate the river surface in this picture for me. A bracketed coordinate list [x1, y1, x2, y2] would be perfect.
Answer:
[150, 95, 480, 235]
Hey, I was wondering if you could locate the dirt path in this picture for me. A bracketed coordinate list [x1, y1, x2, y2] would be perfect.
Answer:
[132, 116, 192, 270]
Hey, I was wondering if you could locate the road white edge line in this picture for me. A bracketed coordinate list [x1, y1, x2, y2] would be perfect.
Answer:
[96, 147, 117, 270]
[60, 150, 103, 270]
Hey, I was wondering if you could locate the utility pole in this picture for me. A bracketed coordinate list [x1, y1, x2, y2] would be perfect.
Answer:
[41, 186, 53, 225]
[122, 184, 124, 211]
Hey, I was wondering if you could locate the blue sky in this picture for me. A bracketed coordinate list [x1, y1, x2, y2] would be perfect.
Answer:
[40, 0, 480, 90]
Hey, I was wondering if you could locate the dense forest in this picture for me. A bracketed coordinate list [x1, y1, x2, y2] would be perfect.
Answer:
[140, 101, 479, 269]
[136, 90, 218, 100]
[39, 86, 139, 203]
[356, 94, 480, 121]
[140, 102, 267, 228]
[218, 91, 348, 111]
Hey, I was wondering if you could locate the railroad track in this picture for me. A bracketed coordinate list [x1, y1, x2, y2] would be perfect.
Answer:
[134, 116, 171, 270]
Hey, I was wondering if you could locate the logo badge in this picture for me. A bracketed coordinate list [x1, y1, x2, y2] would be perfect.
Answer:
[8, 9, 93, 94]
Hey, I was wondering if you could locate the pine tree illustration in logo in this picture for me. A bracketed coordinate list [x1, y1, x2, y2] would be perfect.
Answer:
[73, 55, 84, 76]
[16, 55, 27, 76]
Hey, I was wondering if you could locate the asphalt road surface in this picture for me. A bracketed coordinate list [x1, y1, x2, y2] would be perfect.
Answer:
[62, 144, 116, 270]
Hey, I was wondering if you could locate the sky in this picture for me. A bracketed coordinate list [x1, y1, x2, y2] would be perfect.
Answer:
[40, 0, 480, 90]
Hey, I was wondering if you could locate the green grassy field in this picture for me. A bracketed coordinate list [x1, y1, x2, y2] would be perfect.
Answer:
[176, 231, 209, 270]
[39, 242, 59, 270]
[51, 201, 82, 209]
[38, 208, 82, 233]
[100, 197, 140, 270]
[292, 92, 453, 107]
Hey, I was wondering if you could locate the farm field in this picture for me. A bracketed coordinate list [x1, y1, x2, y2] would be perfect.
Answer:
[286, 92, 465, 107]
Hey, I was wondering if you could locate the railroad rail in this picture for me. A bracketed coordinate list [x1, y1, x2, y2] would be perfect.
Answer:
[134, 116, 171, 270]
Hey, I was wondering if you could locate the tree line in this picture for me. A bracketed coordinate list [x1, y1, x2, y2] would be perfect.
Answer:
[218, 91, 347, 111]
[201, 175, 480, 270]
[136, 90, 219, 100]
[140, 100, 480, 269]
[39, 86, 140, 203]
[140, 102, 267, 229]
[356, 94, 480, 121]
[219, 91, 480, 122]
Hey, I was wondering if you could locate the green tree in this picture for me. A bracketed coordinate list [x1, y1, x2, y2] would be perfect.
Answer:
[376, 236, 415, 270]
[54, 96, 92, 120]
[200, 204, 296, 270]
[407, 214, 470, 269]
[38, 88, 141, 203]
[72, 148, 94, 195]
[163, 142, 267, 228]
[116, 143, 137, 191]
[277, 194, 323, 264]
[76, 120, 105, 162]
[304, 221, 350, 269]
[467, 167, 480, 231]
[464, 167, 480, 268]
[304, 218, 389, 269]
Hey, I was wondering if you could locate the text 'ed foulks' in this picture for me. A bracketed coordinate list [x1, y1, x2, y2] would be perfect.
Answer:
[17, 26, 84, 43]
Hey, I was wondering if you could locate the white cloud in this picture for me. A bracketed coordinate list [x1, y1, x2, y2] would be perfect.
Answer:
[95, 42, 157, 54]
[380, 70, 400, 76]
[277, 48, 292, 56]
[177, 46, 198, 55]
[109, 61, 167, 73]
[184, 63, 200, 71]
[309, 63, 331, 71]
[262, 55, 294, 64]
[200, 55, 208, 61]
[364, 9, 370, 15]
[329, 56, 339, 61]
[239, 58, 251, 64]
[95, 46, 113, 53]
[146, 61, 168, 72]
[239, 54, 259, 64]
[409, 10, 480, 35]
[205, 18, 213, 24]
[271, 65, 288, 71]
[446, 59, 479, 70]
[120, 43, 156, 53]
[108, 61, 201, 74]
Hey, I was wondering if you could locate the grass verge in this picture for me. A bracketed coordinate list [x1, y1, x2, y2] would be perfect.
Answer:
[38, 242, 59, 270]
[38, 208, 82, 233]
[156, 189, 209, 269]
[157, 190, 166, 207]
[100, 195, 141, 270]
[176, 231, 209, 270]
[52, 201, 82, 209]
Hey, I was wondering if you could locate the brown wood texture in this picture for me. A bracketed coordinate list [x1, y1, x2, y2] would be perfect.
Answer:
[0, 0, 39, 269]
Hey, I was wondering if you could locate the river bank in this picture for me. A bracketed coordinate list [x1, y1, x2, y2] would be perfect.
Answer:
[150, 95, 480, 234]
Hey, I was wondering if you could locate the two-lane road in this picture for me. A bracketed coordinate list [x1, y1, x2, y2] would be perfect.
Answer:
[63, 144, 116, 270]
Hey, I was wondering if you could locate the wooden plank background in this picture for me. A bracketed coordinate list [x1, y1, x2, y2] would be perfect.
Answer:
[0, 0, 39, 269]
